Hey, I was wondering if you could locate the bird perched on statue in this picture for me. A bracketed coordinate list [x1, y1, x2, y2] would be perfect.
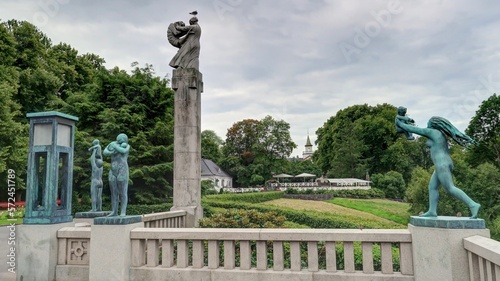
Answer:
[189, 11, 198, 15]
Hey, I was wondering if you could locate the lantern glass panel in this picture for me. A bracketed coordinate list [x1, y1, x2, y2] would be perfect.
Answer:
[33, 123, 53, 145]
[57, 124, 71, 147]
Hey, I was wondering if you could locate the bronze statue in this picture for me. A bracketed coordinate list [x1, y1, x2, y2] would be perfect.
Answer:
[397, 115, 481, 218]
[104, 133, 130, 217]
[88, 139, 103, 212]
[168, 13, 201, 70]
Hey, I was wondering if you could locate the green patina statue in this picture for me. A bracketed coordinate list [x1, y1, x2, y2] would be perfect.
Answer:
[104, 133, 130, 217]
[89, 139, 104, 212]
[395, 106, 416, 140]
[396, 115, 481, 218]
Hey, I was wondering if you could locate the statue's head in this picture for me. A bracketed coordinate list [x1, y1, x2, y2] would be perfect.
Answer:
[189, 16, 198, 25]
[397, 106, 407, 115]
[116, 133, 128, 145]
[96, 159, 104, 168]
[92, 139, 99, 145]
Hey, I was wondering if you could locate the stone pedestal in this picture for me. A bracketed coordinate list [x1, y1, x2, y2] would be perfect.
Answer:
[171, 68, 203, 227]
[74, 211, 112, 225]
[88, 221, 144, 281]
[409, 216, 490, 281]
[17, 222, 74, 281]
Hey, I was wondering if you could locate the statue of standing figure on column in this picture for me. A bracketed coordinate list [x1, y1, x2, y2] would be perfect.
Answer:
[168, 11, 201, 70]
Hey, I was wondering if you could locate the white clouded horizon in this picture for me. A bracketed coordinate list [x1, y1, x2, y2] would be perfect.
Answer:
[2, 0, 500, 157]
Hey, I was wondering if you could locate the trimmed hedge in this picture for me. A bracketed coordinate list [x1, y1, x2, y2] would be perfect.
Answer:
[285, 188, 385, 199]
[204, 191, 284, 203]
[72, 203, 173, 216]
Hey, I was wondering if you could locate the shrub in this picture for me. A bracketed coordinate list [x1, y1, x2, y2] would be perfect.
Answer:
[199, 209, 285, 228]
[204, 191, 284, 203]
[285, 188, 385, 199]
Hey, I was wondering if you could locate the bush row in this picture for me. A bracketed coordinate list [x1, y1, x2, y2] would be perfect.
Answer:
[285, 188, 385, 199]
[72, 203, 173, 216]
[204, 191, 284, 203]
[203, 200, 403, 229]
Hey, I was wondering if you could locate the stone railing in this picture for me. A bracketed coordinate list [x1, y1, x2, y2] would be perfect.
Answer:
[55, 226, 91, 281]
[464, 235, 500, 281]
[129, 228, 414, 281]
[142, 210, 187, 228]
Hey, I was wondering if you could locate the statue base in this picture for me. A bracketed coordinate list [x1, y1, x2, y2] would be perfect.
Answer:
[75, 211, 112, 218]
[94, 215, 142, 225]
[410, 215, 485, 229]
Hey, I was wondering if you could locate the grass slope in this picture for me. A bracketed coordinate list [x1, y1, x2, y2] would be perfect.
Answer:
[328, 198, 410, 225]
[261, 198, 405, 229]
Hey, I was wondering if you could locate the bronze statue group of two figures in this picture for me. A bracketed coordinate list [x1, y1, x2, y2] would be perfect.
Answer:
[88, 134, 130, 217]
[395, 107, 481, 219]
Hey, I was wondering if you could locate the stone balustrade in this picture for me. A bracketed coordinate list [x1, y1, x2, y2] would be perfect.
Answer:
[142, 210, 187, 228]
[129, 228, 414, 281]
[464, 235, 500, 281]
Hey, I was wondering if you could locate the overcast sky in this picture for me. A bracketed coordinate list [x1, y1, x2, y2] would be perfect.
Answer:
[2, 0, 500, 157]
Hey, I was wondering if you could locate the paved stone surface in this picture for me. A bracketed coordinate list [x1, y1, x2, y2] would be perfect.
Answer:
[0, 225, 17, 281]
[410, 215, 486, 229]
[94, 215, 142, 225]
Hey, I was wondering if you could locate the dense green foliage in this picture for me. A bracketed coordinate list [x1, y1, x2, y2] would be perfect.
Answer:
[466, 93, 500, 168]
[0, 19, 174, 203]
[315, 103, 431, 180]
[371, 171, 406, 199]
[221, 116, 297, 187]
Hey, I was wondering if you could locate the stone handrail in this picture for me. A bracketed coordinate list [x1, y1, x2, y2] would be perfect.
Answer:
[142, 210, 187, 228]
[129, 228, 414, 281]
[464, 235, 500, 281]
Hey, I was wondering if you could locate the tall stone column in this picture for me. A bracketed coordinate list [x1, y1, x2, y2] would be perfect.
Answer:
[170, 68, 203, 227]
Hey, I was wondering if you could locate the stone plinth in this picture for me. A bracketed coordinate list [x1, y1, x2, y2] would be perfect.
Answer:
[409, 217, 490, 281]
[89, 221, 144, 281]
[410, 215, 485, 229]
[74, 211, 112, 225]
[17, 222, 74, 281]
[94, 215, 142, 225]
[171, 68, 203, 227]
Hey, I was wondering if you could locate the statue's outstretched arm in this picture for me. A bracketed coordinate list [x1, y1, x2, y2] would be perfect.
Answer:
[396, 119, 432, 138]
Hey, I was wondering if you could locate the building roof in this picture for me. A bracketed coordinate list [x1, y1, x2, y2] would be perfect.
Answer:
[201, 158, 231, 177]
[305, 135, 312, 147]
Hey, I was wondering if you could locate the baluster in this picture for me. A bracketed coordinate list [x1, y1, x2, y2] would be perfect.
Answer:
[224, 240, 236, 269]
[273, 241, 284, 271]
[131, 239, 146, 267]
[290, 241, 301, 271]
[208, 240, 220, 269]
[362, 242, 374, 273]
[307, 241, 319, 272]
[399, 242, 413, 275]
[147, 239, 159, 267]
[192, 240, 204, 268]
[380, 242, 393, 274]
[485, 260, 493, 281]
[240, 240, 251, 270]
[343, 242, 355, 273]
[326, 241, 337, 272]
[177, 240, 189, 268]
[257, 241, 267, 270]
[478, 257, 485, 281]
[162, 239, 174, 267]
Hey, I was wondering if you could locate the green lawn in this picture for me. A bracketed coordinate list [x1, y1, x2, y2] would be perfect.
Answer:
[327, 198, 410, 225]
[0, 218, 22, 226]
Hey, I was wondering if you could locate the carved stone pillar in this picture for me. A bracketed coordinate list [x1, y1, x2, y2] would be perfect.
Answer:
[170, 68, 203, 227]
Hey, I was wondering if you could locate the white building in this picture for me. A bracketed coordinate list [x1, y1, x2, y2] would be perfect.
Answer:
[201, 157, 232, 192]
